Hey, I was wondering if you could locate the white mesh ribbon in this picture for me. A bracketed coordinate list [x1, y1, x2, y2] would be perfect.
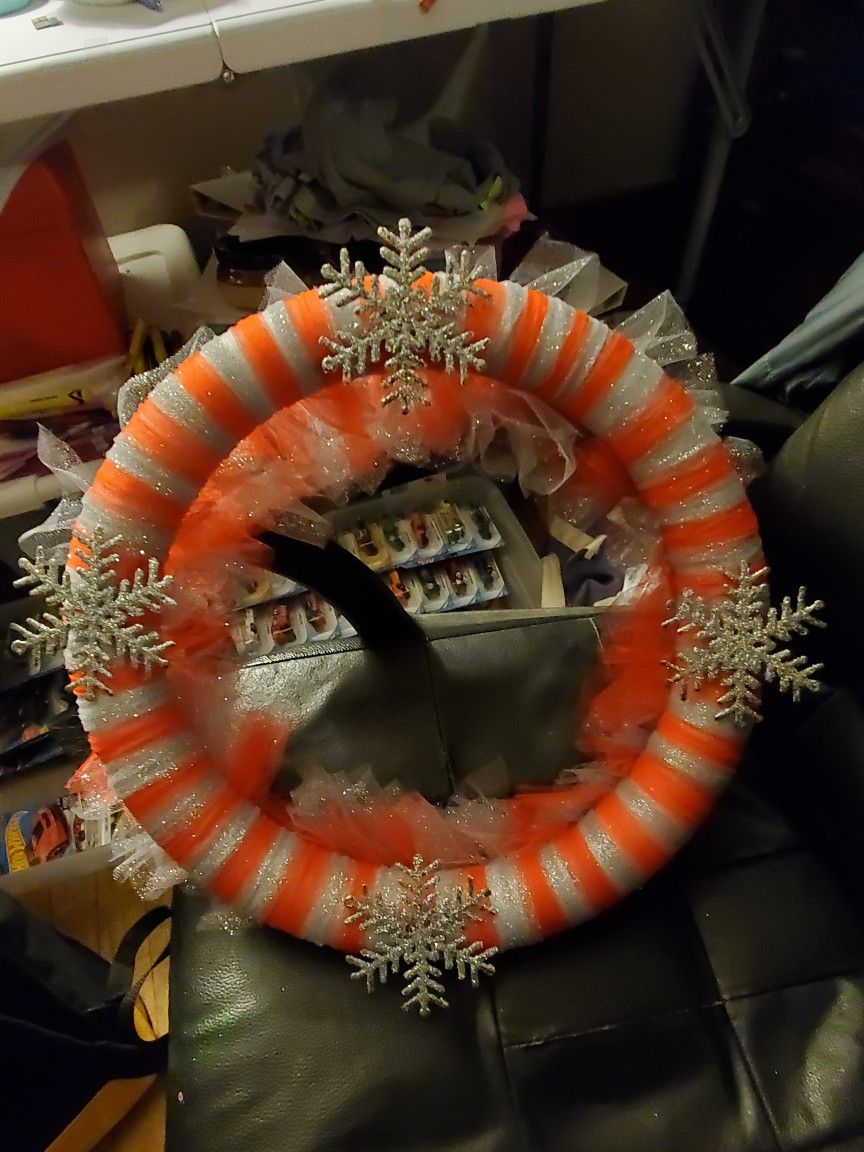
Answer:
[259, 260, 309, 309]
[448, 235, 627, 317]
[457, 390, 579, 496]
[111, 810, 188, 901]
[507, 234, 627, 315]
[612, 291, 726, 430]
[18, 427, 102, 563]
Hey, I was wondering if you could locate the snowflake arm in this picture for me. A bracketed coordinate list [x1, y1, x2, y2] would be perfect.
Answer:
[345, 856, 497, 1016]
[768, 586, 825, 641]
[345, 939, 400, 992]
[402, 959, 449, 1016]
[10, 610, 69, 662]
[11, 551, 75, 672]
[664, 562, 825, 726]
[714, 667, 763, 727]
[14, 550, 69, 609]
[378, 219, 433, 284]
[761, 648, 824, 701]
[433, 878, 497, 983]
[111, 560, 176, 673]
[318, 248, 376, 310]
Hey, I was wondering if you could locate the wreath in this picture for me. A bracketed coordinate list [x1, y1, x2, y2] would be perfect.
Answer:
[13, 222, 824, 1016]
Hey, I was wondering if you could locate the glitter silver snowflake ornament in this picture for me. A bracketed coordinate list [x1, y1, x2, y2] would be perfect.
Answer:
[10, 526, 175, 699]
[345, 855, 498, 1016]
[664, 562, 825, 727]
[319, 218, 489, 413]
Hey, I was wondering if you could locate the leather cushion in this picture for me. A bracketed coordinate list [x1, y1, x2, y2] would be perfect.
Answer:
[750, 364, 864, 683]
[748, 684, 864, 910]
[166, 756, 864, 1152]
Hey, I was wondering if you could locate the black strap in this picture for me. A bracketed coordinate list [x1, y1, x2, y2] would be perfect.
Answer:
[260, 532, 425, 650]
[106, 905, 171, 1042]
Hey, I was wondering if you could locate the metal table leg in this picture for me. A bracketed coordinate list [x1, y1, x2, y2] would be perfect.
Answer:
[529, 12, 555, 210]
[676, 0, 768, 303]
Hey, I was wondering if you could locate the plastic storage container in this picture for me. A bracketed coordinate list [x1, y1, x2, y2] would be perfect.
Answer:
[329, 471, 544, 609]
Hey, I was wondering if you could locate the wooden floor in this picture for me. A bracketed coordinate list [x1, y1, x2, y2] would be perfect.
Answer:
[20, 868, 170, 1152]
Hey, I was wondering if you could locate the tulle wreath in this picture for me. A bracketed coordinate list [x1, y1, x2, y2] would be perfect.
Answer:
[69, 278, 762, 952]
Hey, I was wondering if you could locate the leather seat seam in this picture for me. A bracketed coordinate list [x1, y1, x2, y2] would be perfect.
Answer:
[486, 982, 537, 1152]
[500, 959, 864, 1052]
[683, 899, 784, 1151]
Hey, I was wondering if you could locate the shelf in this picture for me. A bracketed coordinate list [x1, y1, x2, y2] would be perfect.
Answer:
[0, 842, 112, 894]
[208, 0, 604, 77]
[0, 756, 76, 810]
[0, 756, 115, 896]
[0, 0, 223, 125]
[0, 0, 605, 126]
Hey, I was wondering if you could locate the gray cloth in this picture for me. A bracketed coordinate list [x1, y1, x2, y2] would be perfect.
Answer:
[251, 88, 523, 245]
[735, 251, 864, 409]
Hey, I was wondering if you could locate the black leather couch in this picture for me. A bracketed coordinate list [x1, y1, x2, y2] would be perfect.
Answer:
[167, 369, 864, 1152]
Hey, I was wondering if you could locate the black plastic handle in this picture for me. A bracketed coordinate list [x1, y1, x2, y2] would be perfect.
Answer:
[260, 531, 425, 650]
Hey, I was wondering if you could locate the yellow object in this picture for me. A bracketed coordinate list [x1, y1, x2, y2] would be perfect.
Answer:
[127, 322, 171, 377]
[149, 327, 167, 365]
[0, 357, 127, 421]
[126, 320, 148, 376]
[0, 391, 92, 421]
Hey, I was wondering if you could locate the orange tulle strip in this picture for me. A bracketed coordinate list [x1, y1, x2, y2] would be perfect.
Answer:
[265, 837, 334, 935]
[553, 438, 635, 524]
[534, 311, 591, 401]
[595, 792, 672, 873]
[578, 560, 675, 778]
[503, 289, 550, 383]
[221, 711, 291, 805]
[232, 312, 304, 410]
[560, 331, 635, 424]
[610, 376, 694, 466]
[210, 814, 279, 906]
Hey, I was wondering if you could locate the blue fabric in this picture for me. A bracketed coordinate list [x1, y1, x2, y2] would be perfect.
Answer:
[546, 537, 624, 608]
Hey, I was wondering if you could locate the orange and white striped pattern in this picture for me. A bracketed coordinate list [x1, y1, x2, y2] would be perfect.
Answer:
[72, 278, 761, 951]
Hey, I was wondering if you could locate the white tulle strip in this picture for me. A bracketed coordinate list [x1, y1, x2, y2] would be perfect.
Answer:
[68, 756, 189, 900]
[110, 814, 188, 901]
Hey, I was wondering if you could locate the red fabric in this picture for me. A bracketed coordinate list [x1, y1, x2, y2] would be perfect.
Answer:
[0, 144, 125, 383]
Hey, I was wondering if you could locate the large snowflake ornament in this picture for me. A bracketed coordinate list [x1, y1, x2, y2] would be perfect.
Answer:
[664, 562, 825, 727]
[318, 218, 489, 413]
[10, 527, 175, 699]
[345, 855, 498, 1016]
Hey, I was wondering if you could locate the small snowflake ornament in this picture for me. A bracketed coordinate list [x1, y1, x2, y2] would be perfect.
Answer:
[318, 218, 488, 413]
[10, 526, 175, 699]
[664, 562, 825, 726]
[345, 855, 497, 1016]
